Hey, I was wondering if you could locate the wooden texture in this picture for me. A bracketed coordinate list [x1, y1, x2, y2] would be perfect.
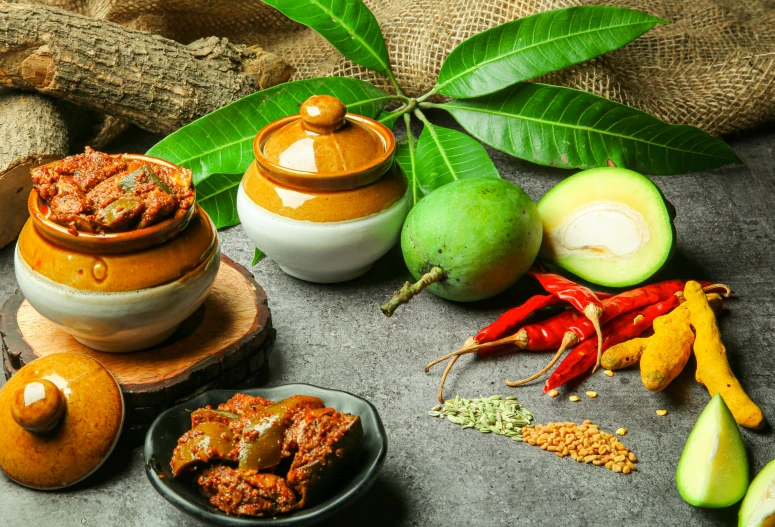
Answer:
[1, 255, 275, 442]
[0, 91, 69, 249]
[0, 4, 292, 134]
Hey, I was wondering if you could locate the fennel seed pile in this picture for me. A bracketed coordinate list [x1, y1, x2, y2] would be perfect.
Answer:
[429, 395, 534, 440]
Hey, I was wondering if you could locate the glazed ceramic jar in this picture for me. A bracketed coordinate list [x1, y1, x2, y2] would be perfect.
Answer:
[237, 94, 411, 283]
[14, 155, 220, 353]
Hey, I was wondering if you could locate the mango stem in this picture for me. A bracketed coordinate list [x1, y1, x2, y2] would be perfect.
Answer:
[381, 267, 445, 317]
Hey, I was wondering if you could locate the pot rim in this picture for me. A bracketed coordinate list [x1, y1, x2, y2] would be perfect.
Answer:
[252, 113, 395, 192]
[28, 154, 197, 254]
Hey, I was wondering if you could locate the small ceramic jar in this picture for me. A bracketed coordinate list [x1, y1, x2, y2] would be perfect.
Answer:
[14, 154, 220, 353]
[237, 94, 411, 283]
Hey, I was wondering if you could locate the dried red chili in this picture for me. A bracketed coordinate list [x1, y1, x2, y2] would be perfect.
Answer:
[475, 291, 613, 345]
[529, 270, 605, 372]
[541, 295, 681, 393]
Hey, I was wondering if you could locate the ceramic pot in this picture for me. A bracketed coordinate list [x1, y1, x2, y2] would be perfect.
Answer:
[14, 154, 220, 353]
[237, 94, 411, 283]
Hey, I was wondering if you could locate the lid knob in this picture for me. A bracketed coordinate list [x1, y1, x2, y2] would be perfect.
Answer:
[10, 379, 65, 434]
[300, 95, 347, 134]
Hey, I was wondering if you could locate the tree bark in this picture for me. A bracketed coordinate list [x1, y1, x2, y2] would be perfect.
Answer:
[0, 4, 292, 134]
[0, 91, 70, 249]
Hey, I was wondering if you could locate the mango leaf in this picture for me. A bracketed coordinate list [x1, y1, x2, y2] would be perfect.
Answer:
[147, 77, 391, 185]
[395, 137, 419, 205]
[252, 248, 266, 266]
[441, 83, 741, 174]
[378, 108, 403, 131]
[436, 6, 664, 99]
[195, 173, 242, 228]
[262, 0, 393, 77]
[414, 123, 500, 194]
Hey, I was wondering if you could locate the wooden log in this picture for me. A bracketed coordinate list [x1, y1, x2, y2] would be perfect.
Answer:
[0, 4, 292, 134]
[1, 255, 275, 442]
[0, 91, 70, 249]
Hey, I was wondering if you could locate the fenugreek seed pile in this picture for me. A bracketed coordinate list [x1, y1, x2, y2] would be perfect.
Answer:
[522, 420, 638, 474]
[429, 395, 534, 440]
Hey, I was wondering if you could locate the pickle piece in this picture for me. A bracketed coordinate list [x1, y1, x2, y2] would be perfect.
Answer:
[289, 413, 363, 508]
[191, 408, 240, 428]
[117, 165, 172, 194]
[97, 197, 143, 230]
[170, 421, 236, 477]
[239, 395, 325, 471]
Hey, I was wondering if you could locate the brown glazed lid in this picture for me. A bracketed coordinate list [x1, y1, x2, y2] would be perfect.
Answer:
[0, 353, 124, 489]
[254, 95, 395, 191]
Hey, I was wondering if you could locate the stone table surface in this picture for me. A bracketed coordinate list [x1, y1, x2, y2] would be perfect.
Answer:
[1, 114, 774, 527]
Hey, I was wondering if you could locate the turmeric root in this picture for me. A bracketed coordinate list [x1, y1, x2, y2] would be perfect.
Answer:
[684, 281, 764, 429]
[640, 304, 697, 392]
[601, 337, 649, 371]
[601, 293, 723, 372]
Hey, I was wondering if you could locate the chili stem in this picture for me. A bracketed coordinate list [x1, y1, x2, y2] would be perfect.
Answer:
[505, 332, 578, 387]
[381, 266, 445, 317]
[435, 336, 476, 403]
[585, 303, 604, 373]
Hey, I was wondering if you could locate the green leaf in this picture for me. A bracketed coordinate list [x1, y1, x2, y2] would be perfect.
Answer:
[414, 123, 500, 194]
[252, 248, 266, 266]
[147, 77, 391, 184]
[262, 0, 392, 76]
[435, 6, 664, 99]
[377, 108, 404, 131]
[195, 172, 242, 228]
[441, 83, 741, 174]
[395, 139, 417, 205]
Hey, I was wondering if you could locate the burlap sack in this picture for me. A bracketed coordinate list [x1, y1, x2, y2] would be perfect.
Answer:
[14, 0, 775, 136]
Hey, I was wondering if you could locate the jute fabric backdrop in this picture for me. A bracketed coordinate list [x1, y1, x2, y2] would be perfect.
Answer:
[13, 0, 775, 136]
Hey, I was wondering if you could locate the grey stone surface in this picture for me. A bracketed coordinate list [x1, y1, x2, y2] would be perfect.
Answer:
[1, 113, 774, 527]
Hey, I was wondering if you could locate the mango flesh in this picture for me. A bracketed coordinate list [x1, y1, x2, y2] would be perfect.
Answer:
[739, 458, 775, 527]
[676, 394, 749, 508]
[401, 178, 542, 302]
[537, 167, 674, 287]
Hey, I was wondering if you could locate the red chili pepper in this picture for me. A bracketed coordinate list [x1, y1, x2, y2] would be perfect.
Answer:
[542, 295, 681, 393]
[475, 292, 613, 345]
[529, 270, 606, 371]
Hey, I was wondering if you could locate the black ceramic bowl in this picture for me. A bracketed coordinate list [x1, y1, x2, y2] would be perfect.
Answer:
[144, 384, 387, 526]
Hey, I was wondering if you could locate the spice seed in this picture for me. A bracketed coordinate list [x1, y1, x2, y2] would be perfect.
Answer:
[548, 389, 559, 398]
[616, 428, 627, 436]
[604, 370, 615, 377]
[586, 391, 598, 398]
[656, 409, 668, 416]
[569, 395, 581, 402]
[430, 395, 534, 440]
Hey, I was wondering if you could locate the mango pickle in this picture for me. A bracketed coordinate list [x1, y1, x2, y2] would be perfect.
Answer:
[238, 395, 325, 471]
[170, 421, 235, 477]
[98, 197, 143, 229]
[117, 165, 172, 194]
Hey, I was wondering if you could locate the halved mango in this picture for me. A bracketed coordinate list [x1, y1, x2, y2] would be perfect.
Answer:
[537, 167, 674, 287]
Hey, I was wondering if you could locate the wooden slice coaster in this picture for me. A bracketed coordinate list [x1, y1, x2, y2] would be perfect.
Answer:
[1, 254, 275, 443]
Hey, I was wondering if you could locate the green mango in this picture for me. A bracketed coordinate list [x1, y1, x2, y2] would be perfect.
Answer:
[739, 458, 775, 527]
[676, 394, 749, 508]
[383, 178, 541, 315]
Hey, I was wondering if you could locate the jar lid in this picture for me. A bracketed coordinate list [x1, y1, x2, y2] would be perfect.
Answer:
[254, 95, 395, 191]
[0, 353, 124, 489]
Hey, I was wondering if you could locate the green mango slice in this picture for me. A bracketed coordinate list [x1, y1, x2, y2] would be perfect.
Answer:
[676, 394, 749, 508]
[739, 458, 775, 527]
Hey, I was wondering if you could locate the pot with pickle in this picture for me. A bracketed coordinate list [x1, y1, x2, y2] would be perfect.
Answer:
[14, 148, 220, 352]
[237, 94, 411, 283]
